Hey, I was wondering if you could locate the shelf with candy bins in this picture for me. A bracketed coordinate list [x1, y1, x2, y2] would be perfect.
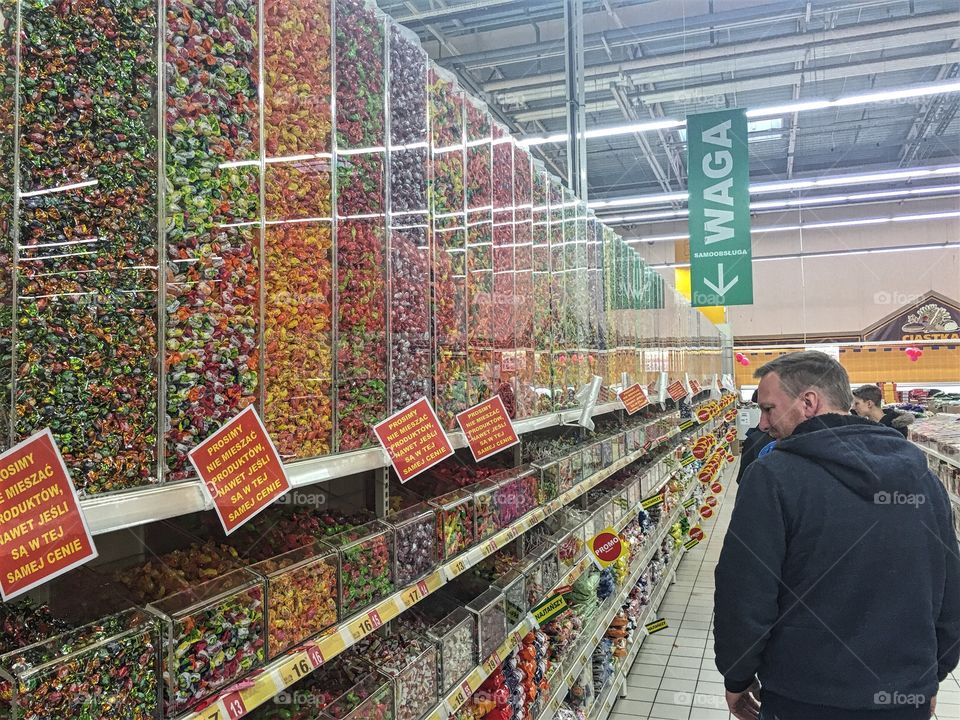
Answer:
[168, 403, 728, 720]
[533, 485, 703, 720]
[0, 606, 159, 720]
[593, 465, 735, 720]
[911, 416, 960, 511]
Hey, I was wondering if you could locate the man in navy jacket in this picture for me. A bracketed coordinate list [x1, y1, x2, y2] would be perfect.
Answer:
[714, 351, 960, 720]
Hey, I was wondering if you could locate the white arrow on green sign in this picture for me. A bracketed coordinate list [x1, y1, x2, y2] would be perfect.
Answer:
[687, 109, 753, 307]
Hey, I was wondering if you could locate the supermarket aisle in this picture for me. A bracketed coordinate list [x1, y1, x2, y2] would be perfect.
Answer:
[609, 479, 960, 720]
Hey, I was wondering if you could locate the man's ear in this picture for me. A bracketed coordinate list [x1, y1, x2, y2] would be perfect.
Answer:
[801, 389, 820, 418]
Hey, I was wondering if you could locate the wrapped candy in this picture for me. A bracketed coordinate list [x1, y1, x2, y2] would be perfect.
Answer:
[148, 569, 266, 716]
[329, 521, 395, 614]
[356, 628, 438, 720]
[14, 0, 160, 493]
[165, 0, 261, 481]
[261, 0, 334, 459]
[252, 543, 339, 659]
[430, 489, 475, 560]
[387, 502, 439, 586]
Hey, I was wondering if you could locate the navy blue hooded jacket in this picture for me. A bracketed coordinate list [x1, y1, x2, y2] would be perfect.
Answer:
[714, 413, 960, 719]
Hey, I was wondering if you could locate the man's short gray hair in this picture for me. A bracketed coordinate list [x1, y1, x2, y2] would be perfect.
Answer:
[754, 350, 853, 410]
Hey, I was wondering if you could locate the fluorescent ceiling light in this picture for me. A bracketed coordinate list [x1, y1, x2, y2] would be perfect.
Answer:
[591, 165, 960, 210]
[592, 191, 687, 209]
[646, 241, 955, 269]
[611, 184, 960, 222]
[519, 80, 960, 146]
[584, 119, 684, 140]
[626, 209, 960, 244]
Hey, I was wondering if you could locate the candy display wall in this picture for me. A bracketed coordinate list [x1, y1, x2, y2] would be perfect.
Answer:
[0, 0, 724, 495]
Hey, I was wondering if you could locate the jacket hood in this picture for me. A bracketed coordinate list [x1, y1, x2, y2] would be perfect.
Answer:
[883, 408, 915, 429]
[771, 413, 929, 500]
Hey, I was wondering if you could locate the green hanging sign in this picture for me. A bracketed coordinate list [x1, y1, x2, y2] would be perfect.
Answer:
[687, 109, 753, 307]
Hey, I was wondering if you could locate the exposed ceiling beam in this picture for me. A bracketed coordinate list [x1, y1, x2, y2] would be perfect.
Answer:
[511, 49, 960, 122]
[487, 14, 958, 103]
[436, 0, 906, 69]
[389, 0, 533, 23]
[899, 43, 960, 167]
[609, 85, 672, 193]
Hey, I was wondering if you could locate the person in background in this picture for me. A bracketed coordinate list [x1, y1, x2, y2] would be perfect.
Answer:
[851, 384, 915, 438]
[736, 390, 774, 484]
[715, 351, 959, 720]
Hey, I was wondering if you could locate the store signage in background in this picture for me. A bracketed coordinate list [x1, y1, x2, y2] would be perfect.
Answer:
[456, 395, 519, 462]
[373, 398, 454, 483]
[618, 383, 649, 415]
[589, 528, 627, 568]
[861, 293, 960, 341]
[0, 429, 97, 600]
[190, 406, 291, 535]
[687, 108, 753, 307]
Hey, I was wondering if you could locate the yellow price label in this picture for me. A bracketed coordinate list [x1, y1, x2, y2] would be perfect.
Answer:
[318, 630, 347, 659]
[278, 653, 313, 686]
[483, 539, 498, 555]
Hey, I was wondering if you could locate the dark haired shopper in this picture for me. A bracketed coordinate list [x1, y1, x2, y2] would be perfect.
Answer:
[714, 351, 960, 720]
[852, 383, 915, 438]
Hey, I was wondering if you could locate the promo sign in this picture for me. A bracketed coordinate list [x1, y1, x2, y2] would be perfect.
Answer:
[190, 406, 291, 535]
[618, 383, 649, 415]
[456, 395, 519, 462]
[589, 528, 626, 568]
[687, 108, 753, 307]
[0, 429, 97, 600]
[373, 398, 454, 483]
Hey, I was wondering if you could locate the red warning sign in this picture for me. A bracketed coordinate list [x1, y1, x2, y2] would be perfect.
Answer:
[0, 429, 97, 600]
[189, 406, 291, 535]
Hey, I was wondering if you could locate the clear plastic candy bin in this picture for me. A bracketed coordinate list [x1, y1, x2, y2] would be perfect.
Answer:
[147, 568, 266, 717]
[329, 520, 395, 615]
[0, 608, 159, 720]
[251, 542, 339, 659]
[386, 502, 439, 586]
[466, 588, 507, 661]
[358, 628, 439, 720]
[493, 568, 529, 626]
[320, 668, 396, 720]
[430, 488, 476, 560]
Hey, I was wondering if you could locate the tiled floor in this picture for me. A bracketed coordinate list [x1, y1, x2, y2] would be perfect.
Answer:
[609, 479, 960, 720]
